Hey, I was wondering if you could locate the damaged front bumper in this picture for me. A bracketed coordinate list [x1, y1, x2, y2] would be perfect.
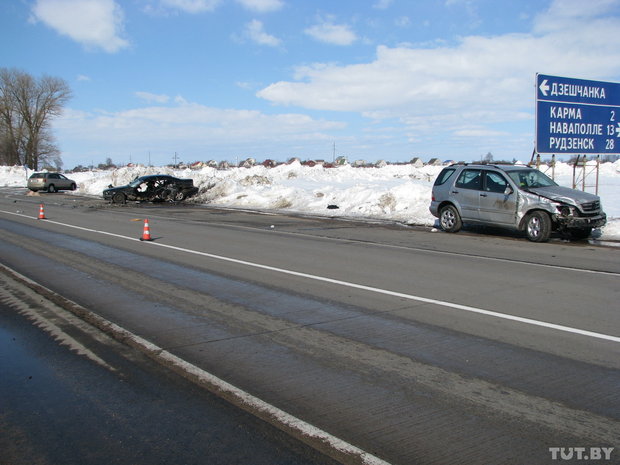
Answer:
[554, 212, 607, 230]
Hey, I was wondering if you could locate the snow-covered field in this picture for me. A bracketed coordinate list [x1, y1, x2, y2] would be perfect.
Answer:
[2, 160, 619, 241]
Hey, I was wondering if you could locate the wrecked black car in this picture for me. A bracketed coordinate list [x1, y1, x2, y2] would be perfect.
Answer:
[103, 175, 199, 204]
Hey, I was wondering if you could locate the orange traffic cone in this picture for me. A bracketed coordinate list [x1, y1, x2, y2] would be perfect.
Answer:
[38, 204, 46, 220]
[140, 219, 153, 241]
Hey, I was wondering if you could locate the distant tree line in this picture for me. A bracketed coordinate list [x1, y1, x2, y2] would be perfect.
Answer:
[70, 158, 117, 173]
[473, 152, 518, 164]
[0, 68, 71, 170]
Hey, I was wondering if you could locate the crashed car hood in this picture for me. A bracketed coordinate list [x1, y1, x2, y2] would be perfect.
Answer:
[103, 186, 125, 193]
[527, 186, 599, 205]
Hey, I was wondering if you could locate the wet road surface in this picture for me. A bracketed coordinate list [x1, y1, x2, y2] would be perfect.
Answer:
[0, 294, 337, 465]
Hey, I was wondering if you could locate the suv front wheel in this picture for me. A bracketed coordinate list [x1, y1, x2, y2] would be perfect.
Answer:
[525, 211, 551, 242]
[439, 204, 462, 233]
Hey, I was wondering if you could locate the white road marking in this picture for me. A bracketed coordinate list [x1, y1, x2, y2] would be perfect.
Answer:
[0, 262, 391, 465]
[2, 209, 619, 344]
[150, 242, 620, 343]
[137, 210, 620, 276]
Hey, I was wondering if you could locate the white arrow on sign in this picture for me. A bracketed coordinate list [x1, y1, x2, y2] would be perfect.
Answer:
[617, 122, 620, 137]
[539, 79, 550, 97]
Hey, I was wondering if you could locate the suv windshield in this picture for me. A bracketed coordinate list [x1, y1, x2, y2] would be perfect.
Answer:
[507, 170, 557, 189]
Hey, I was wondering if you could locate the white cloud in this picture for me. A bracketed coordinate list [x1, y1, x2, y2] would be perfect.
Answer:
[534, 0, 617, 28]
[160, 0, 221, 13]
[395, 16, 411, 27]
[245, 19, 281, 46]
[254, 0, 620, 158]
[135, 91, 170, 103]
[373, 0, 392, 10]
[453, 127, 510, 138]
[259, 0, 620, 142]
[305, 18, 357, 46]
[54, 99, 345, 151]
[76, 74, 91, 82]
[236, 81, 253, 90]
[236, 0, 284, 13]
[30, 0, 129, 53]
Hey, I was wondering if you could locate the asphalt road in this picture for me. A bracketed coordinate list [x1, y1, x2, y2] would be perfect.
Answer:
[1, 189, 619, 464]
[0, 287, 338, 465]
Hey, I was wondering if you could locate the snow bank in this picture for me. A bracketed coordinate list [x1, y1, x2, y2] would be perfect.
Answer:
[2, 160, 619, 240]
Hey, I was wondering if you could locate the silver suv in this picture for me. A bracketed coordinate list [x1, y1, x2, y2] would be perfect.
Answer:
[28, 172, 77, 193]
[429, 164, 606, 242]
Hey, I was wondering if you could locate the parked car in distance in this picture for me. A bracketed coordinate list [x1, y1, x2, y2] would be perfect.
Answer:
[103, 174, 199, 204]
[430, 163, 606, 242]
[28, 172, 77, 193]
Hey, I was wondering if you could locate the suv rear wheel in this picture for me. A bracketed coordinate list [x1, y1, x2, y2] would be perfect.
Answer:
[439, 204, 462, 233]
[525, 211, 551, 242]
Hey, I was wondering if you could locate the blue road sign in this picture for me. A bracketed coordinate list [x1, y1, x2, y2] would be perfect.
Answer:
[536, 74, 620, 154]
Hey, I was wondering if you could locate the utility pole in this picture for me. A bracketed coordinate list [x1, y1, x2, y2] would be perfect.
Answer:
[173, 152, 179, 167]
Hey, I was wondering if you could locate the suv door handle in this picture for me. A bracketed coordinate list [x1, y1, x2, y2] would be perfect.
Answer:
[480, 193, 488, 197]
[451, 190, 459, 194]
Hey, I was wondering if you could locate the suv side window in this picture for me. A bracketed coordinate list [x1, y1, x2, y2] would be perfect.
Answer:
[434, 168, 456, 186]
[455, 169, 482, 190]
[484, 171, 509, 193]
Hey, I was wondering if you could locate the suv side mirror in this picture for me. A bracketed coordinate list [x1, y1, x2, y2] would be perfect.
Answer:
[504, 186, 514, 195]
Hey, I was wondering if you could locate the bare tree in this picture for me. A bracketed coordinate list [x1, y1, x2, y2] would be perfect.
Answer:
[0, 72, 26, 165]
[38, 128, 63, 170]
[0, 68, 71, 169]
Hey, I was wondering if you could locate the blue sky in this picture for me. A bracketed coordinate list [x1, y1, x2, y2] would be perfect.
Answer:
[2, 0, 620, 168]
